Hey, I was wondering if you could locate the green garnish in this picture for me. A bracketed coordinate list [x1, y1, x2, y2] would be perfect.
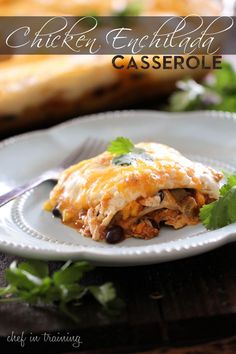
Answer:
[168, 61, 236, 112]
[0, 260, 121, 322]
[113, 1, 143, 16]
[107, 137, 152, 166]
[200, 173, 236, 230]
[112, 151, 153, 166]
[107, 137, 135, 155]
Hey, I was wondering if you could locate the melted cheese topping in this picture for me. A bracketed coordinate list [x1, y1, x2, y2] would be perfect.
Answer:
[46, 142, 223, 229]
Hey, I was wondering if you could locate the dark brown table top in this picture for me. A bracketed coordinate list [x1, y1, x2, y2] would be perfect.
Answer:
[1, 236, 236, 353]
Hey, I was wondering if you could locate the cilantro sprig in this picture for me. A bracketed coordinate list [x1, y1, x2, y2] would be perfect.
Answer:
[200, 173, 236, 230]
[0, 260, 122, 322]
[107, 137, 135, 155]
[107, 137, 152, 166]
[168, 61, 236, 112]
[113, 1, 143, 16]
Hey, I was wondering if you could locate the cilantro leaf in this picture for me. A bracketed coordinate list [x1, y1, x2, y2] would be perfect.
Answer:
[113, 1, 143, 16]
[0, 260, 121, 322]
[107, 137, 135, 155]
[18, 260, 48, 278]
[5, 261, 43, 290]
[112, 150, 153, 166]
[88, 283, 124, 315]
[199, 201, 216, 229]
[214, 61, 236, 93]
[53, 261, 93, 285]
[169, 79, 222, 112]
[220, 174, 236, 196]
[89, 282, 116, 307]
[107, 137, 153, 166]
[168, 61, 236, 113]
[200, 174, 236, 230]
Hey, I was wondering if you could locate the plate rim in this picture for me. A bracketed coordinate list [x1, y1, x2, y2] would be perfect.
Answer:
[1, 109, 236, 265]
[1, 109, 236, 151]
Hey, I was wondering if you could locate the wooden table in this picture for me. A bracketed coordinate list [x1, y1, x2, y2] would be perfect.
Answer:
[1, 239, 236, 353]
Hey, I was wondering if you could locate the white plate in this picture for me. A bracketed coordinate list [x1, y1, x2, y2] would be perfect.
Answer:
[0, 110, 236, 266]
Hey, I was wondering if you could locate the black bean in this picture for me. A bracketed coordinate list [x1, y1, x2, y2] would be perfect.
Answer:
[158, 191, 164, 202]
[52, 206, 62, 218]
[106, 225, 124, 244]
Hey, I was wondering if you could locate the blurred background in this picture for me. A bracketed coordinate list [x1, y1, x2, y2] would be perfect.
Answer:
[0, 0, 235, 138]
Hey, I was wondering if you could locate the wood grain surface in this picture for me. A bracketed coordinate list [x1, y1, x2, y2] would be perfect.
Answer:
[1, 241, 236, 353]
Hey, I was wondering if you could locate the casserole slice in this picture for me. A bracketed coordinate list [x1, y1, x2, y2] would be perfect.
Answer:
[44, 142, 223, 243]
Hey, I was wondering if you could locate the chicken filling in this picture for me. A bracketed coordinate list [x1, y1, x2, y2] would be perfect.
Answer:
[109, 188, 210, 240]
[51, 188, 212, 241]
